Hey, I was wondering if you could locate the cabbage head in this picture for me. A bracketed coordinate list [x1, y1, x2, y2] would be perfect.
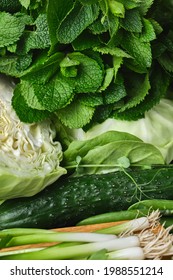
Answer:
[0, 75, 66, 200]
[59, 99, 173, 165]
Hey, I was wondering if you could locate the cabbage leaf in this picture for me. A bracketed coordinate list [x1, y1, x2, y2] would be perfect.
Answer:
[66, 99, 173, 165]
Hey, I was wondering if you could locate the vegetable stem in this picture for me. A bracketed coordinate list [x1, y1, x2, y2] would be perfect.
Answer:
[4, 232, 117, 248]
[0, 228, 55, 238]
[0, 236, 140, 260]
[107, 247, 145, 260]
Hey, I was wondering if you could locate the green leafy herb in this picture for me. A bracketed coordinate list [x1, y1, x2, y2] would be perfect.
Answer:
[47, 0, 75, 47]
[0, 0, 173, 129]
[12, 85, 51, 123]
[19, 0, 30, 9]
[57, 2, 99, 43]
[21, 14, 50, 53]
[0, 12, 25, 47]
[121, 32, 152, 69]
[68, 52, 104, 93]
[120, 8, 142, 32]
[56, 99, 95, 129]
[0, 54, 32, 77]
[118, 73, 150, 112]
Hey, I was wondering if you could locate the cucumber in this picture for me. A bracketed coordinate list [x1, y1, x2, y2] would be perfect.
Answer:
[0, 167, 173, 229]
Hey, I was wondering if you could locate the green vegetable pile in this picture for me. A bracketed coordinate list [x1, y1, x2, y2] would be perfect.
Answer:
[1, 0, 173, 244]
[0, 0, 173, 129]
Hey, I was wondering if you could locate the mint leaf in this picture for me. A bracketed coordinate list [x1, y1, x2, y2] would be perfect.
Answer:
[121, 32, 152, 68]
[113, 56, 123, 79]
[120, 8, 142, 32]
[20, 74, 74, 112]
[108, 1, 125, 18]
[12, 85, 51, 123]
[138, 0, 154, 16]
[57, 2, 99, 43]
[107, 13, 119, 38]
[60, 56, 80, 68]
[7, 43, 17, 53]
[124, 59, 149, 74]
[149, 19, 163, 35]
[99, 1, 120, 38]
[21, 52, 64, 83]
[0, 12, 25, 47]
[83, 49, 105, 71]
[140, 18, 156, 42]
[15, 80, 45, 110]
[21, 14, 50, 53]
[0, 54, 32, 77]
[56, 99, 95, 129]
[89, 15, 109, 34]
[92, 104, 114, 124]
[72, 30, 100, 51]
[79, 93, 103, 107]
[15, 12, 33, 26]
[68, 52, 104, 93]
[33, 75, 75, 112]
[103, 75, 127, 104]
[94, 45, 131, 58]
[116, 0, 141, 10]
[118, 73, 150, 112]
[47, 0, 75, 47]
[99, 68, 114, 92]
[60, 56, 80, 77]
[97, 0, 109, 18]
[114, 64, 169, 120]
[19, 0, 30, 9]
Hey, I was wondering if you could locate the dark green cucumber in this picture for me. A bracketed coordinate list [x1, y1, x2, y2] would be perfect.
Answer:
[0, 167, 173, 229]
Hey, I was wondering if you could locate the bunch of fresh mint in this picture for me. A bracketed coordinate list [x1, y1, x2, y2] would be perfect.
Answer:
[0, 0, 173, 128]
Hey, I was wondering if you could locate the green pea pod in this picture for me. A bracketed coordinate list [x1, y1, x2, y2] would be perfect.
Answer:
[77, 209, 149, 226]
[128, 199, 173, 214]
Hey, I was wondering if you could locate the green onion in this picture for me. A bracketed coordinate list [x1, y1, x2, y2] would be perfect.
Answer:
[95, 211, 160, 235]
[0, 228, 55, 238]
[0, 236, 140, 260]
[107, 247, 145, 260]
[0, 247, 44, 257]
[0, 211, 172, 260]
[96, 217, 151, 234]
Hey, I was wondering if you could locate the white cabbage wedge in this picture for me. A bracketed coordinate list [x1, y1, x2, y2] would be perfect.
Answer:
[0, 75, 66, 200]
